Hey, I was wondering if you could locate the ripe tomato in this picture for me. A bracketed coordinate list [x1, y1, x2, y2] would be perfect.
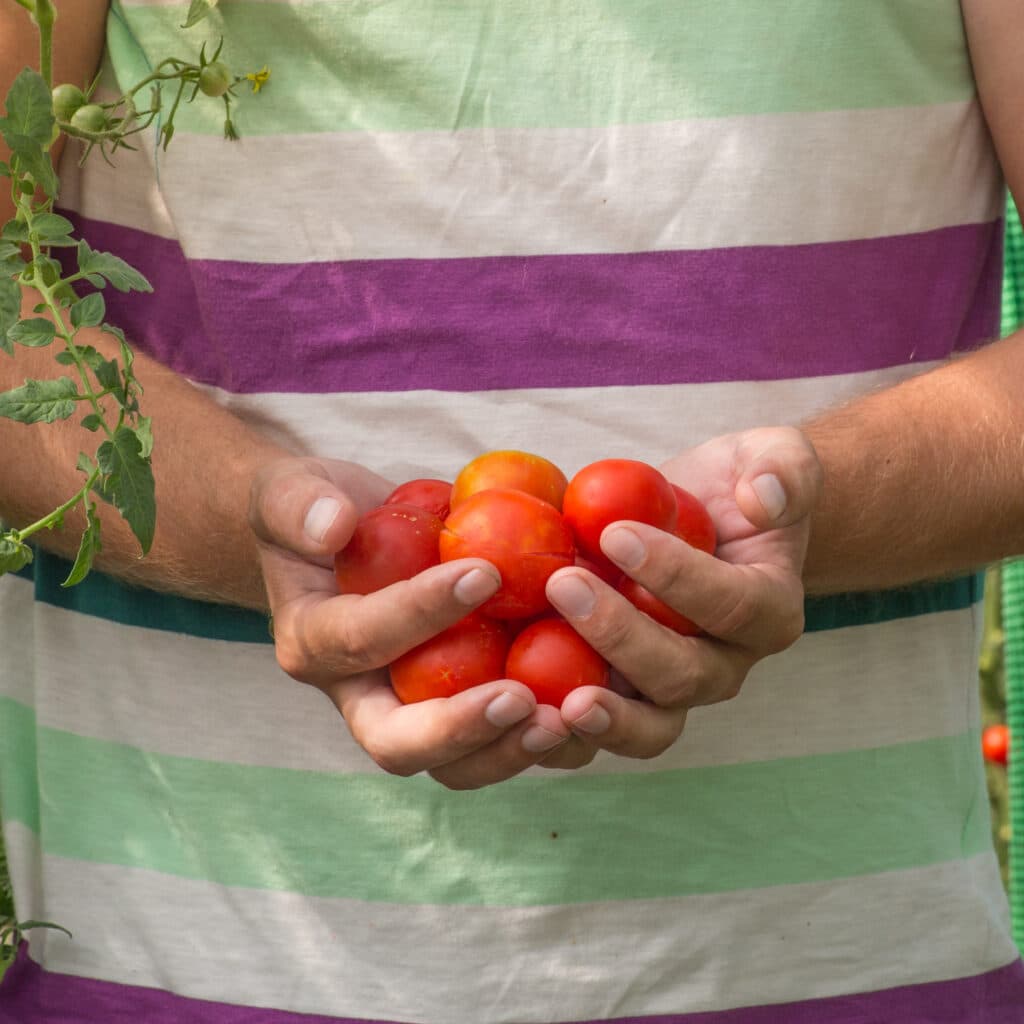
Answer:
[334, 503, 443, 595]
[390, 613, 510, 703]
[450, 450, 569, 511]
[672, 484, 716, 554]
[562, 459, 678, 576]
[384, 478, 453, 519]
[440, 488, 574, 618]
[982, 723, 1010, 766]
[504, 618, 609, 706]
[617, 576, 700, 637]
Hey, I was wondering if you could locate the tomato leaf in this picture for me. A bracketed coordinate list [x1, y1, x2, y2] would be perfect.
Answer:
[0, 534, 33, 575]
[0, 277, 20, 356]
[5, 133, 58, 199]
[0, 377, 79, 423]
[69, 291, 105, 329]
[7, 317, 56, 348]
[31, 212, 74, 242]
[76, 239, 152, 294]
[61, 505, 102, 587]
[0, 69, 55, 148]
[181, 0, 218, 29]
[96, 426, 156, 554]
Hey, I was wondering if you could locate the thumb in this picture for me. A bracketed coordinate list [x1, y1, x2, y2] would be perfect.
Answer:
[732, 428, 824, 531]
[249, 457, 362, 564]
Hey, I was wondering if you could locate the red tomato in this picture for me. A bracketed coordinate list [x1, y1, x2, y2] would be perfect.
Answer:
[505, 618, 609, 706]
[390, 613, 511, 703]
[982, 723, 1010, 766]
[334, 503, 443, 595]
[562, 459, 678, 576]
[384, 478, 453, 519]
[575, 554, 623, 587]
[672, 484, 716, 554]
[440, 488, 574, 618]
[450, 450, 569, 511]
[617, 576, 701, 637]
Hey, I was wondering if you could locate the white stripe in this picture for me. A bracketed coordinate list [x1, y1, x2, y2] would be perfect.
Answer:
[56, 101, 1002, 262]
[197, 362, 942, 482]
[9, 828, 1013, 1023]
[2, 572, 980, 776]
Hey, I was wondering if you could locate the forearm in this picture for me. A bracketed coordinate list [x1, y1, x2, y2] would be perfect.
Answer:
[0, 306, 290, 609]
[802, 330, 1024, 594]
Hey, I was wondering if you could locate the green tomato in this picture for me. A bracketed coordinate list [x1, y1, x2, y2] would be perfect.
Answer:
[69, 103, 108, 134]
[198, 62, 233, 98]
[52, 83, 87, 122]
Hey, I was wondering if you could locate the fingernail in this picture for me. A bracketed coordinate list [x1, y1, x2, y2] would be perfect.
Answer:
[602, 527, 646, 569]
[547, 573, 596, 619]
[304, 497, 340, 543]
[570, 705, 611, 735]
[522, 726, 568, 753]
[752, 474, 786, 521]
[485, 691, 533, 728]
[454, 567, 501, 605]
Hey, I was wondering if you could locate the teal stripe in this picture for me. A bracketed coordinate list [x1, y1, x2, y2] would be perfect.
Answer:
[0, 698, 991, 904]
[21, 550, 982, 644]
[107, 0, 974, 136]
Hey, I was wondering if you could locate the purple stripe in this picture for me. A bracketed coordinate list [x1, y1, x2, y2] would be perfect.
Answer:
[62, 215, 1002, 395]
[4, 945, 1024, 1024]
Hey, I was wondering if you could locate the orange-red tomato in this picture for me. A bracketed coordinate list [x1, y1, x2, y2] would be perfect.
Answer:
[384, 478, 453, 519]
[390, 613, 511, 703]
[334, 503, 443, 595]
[671, 484, 716, 554]
[440, 488, 574, 618]
[562, 459, 678, 577]
[505, 618, 609, 706]
[450, 450, 568, 511]
[617, 576, 701, 637]
[982, 723, 1010, 766]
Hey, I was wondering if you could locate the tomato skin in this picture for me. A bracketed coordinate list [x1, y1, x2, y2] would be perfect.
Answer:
[390, 613, 511, 703]
[69, 103, 108, 133]
[982, 724, 1010, 766]
[440, 488, 574, 619]
[562, 459, 678, 576]
[505, 618, 609, 706]
[672, 484, 716, 554]
[384, 478, 453, 519]
[198, 61, 234, 98]
[51, 83, 87, 122]
[450, 450, 568, 511]
[334, 503, 443, 595]
[617, 576, 701, 637]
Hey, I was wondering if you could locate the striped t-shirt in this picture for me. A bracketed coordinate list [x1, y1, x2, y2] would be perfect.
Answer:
[2, 1, 1023, 1021]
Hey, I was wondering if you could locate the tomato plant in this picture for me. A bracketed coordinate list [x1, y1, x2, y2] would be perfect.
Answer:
[198, 61, 233, 98]
[982, 723, 1010, 766]
[390, 613, 511, 703]
[51, 83, 87, 122]
[69, 103, 108, 133]
[334, 503, 443, 595]
[384, 478, 453, 519]
[440, 488, 574, 618]
[505, 618, 609, 706]
[449, 450, 568, 511]
[562, 459, 677, 576]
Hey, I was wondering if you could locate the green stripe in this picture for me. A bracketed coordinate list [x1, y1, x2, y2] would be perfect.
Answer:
[107, 0, 974, 136]
[0, 697, 991, 905]
[0, 700, 39, 833]
[19, 550, 982, 643]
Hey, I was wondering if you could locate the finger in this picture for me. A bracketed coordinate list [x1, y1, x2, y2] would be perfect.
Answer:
[559, 686, 688, 759]
[536, 733, 600, 770]
[427, 705, 577, 789]
[250, 457, 393, 566]
[330, 674, 567, 782]
[270, 558, 503, 685]
[546, 565, 758, 708]
[598, 523, 806, 654]
[730, 427, 823, 531]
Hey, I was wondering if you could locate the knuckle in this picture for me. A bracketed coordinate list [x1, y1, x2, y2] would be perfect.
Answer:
[588, 608, 637, 654]
[706, 586, 760, 639]
[363, 735, 418, 778]
[333, 613, 383, 675]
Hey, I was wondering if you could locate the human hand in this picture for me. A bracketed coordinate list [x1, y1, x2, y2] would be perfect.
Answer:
[541, 428, 823, 766]
[249, 456, 572, 789]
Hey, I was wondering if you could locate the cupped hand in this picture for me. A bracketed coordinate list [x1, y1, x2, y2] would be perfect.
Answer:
[541, 428, 824, 765]
[249, 456, 572, 789]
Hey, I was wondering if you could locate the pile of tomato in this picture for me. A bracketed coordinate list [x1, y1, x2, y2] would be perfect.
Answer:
[334, 451, 716, 706]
